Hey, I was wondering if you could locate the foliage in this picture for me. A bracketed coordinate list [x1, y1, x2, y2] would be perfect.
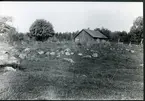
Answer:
[29, 19, 54, 41]
[54, 31, 78, 41]
[128, 16, 143, 44]
[0, 16, 17, 44]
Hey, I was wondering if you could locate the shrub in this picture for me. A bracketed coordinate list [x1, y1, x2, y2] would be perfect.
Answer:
[29, 19, 54, 41]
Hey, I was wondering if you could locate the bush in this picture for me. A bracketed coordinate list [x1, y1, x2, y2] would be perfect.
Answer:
[29, 19, 54, 41]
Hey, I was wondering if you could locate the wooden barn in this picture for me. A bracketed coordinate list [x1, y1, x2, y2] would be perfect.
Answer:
[74, 29, 108, 45]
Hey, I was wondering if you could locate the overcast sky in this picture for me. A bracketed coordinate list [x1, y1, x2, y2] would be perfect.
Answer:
[0, 2, 143, 33]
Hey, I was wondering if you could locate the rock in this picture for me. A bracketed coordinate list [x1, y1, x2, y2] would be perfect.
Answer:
[126, 49, 129, 51]
[65, 52, 71, 56]
[0, 50, 7, 54]
[70, 52, 74, 55]
[19, 53, 27, 59]
[78, 53, 83, 56]
[8, 57, 20, 64]
[83, 55, 91, 58]
[38, 50, 44, 55]
[64, 48, 71, 52]
[130, 50, 135, 53]
[92, 53, 98, 57]
[82, 74, 87, 78]
[24, 48, 30, 52]
[50, 52, 55, 55]
[63, 58, 75, 63]
[4, 66, 16, 72]
[139, 64, 143, 67]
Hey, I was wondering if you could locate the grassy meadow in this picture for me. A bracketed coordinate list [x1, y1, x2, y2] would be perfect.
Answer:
[0, 40, 143, 100]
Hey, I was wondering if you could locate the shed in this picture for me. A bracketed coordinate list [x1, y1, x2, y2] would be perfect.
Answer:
[74, 29, 108, 45]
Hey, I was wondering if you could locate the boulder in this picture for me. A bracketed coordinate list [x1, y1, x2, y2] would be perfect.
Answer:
[64, 48, 71, 52]
[92, 53, 98, 57]
[78, 53, 83, 56]
[130, 50, 135, 53]
[38, 50, 44, 55]
[126, 49, 130, 51]
[70, 52, 74, 55]
[50, 52, 55, 55]
[139, 64, 143, 67]
[83, 55, 91, 58]
[4, 66, 16, 72]
[8, 57, 20, 64]
[65, 51, 71, 56]
[63, 58, 75, 63]
[24, 48, 30, 52]
[19, 53, 27, 59]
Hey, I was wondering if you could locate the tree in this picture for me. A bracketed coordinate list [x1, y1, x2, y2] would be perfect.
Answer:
[0, 16, 16, 44]
[29, 19, 54, 41]
[110, 31, 120, 42]
[129, 16, 143, 44]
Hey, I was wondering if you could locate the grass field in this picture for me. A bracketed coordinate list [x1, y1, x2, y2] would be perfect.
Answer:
[0, 40, 143, 100]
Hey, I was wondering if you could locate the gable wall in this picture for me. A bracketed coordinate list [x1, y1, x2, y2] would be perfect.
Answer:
[75, 30, 94, 45]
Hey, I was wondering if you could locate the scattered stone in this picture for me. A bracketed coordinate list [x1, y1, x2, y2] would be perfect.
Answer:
[82, 74, 87, 78]
[130, 50, 135, 53]
[4, 66, 16, 72]
[126, 49, 129, 51]
[8, 57, 20, 64]
[38, 50, 44, 55]
[78, 53, 83, 56]
[63, 58, 75, 63]
[83, 55, 92, 58]
[92, 53, 98, 57]
[139, 64, 143, 67]
[65, 51, 71, 56]
[64, 48, 71, 52]
[24, 48, 30, 52]
[19, 53, 27, 59]
[70, 52, 74, 55]
[50, 52, 55, 55]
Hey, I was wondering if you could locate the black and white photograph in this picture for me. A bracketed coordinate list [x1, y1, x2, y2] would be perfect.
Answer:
[0, 1, 143, 100]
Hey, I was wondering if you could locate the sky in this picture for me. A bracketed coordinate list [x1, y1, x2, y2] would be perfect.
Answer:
[0, 2, 143, 33]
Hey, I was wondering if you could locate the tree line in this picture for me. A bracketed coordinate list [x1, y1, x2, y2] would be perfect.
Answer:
[0, 16, 143, 45]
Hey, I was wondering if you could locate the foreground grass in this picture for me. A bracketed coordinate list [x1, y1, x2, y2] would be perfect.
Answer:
[0, 40, 143, 100]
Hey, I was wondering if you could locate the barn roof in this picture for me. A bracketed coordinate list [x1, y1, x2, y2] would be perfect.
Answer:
[74, 29, 108, 39]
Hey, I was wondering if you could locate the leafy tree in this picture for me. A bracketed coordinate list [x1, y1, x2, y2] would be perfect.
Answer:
[129, 16, 143, 44]
[29, 19, 54, 41]
[0, 16, 17, 44]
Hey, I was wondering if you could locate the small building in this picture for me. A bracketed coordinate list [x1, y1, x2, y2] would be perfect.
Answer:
[74, 29, 108, 46]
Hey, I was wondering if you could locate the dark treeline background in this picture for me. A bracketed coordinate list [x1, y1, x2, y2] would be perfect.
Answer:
[1, 16, 143, 45]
